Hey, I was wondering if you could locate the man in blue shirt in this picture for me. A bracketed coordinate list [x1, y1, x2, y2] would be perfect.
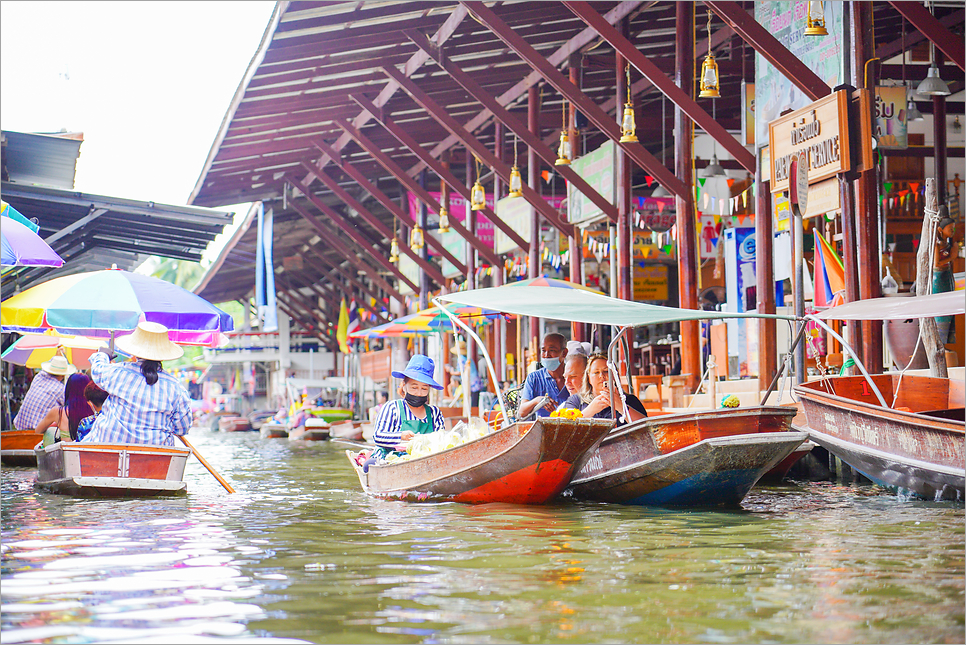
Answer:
[518, 333, 569, 419]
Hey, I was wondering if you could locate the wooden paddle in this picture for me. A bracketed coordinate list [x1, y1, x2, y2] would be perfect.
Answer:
[178, 436, 235, 493]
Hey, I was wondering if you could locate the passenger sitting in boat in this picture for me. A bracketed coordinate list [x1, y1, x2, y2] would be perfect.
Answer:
[75, 382, 108, 442]
[33, 372, 94, 442]
[83, 321, 191, 447]
[559, 342, 591, 402]
[13, 355, 72, 432]
[364, 354, 445, 472]
[517, 333, 570, 419]
[561, 352, 647, 427]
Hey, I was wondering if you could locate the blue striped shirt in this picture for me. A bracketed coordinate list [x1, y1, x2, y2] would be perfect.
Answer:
[521, 368, 569, 418]
[83, 353, 191, 446]
[372, 399, 445, 450]
[13, 371, 65, 430]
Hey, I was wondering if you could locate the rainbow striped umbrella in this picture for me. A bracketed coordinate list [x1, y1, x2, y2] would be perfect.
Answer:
[504, 275, 603, 293]
[1, 268, 233, 346]
[1, 201, 63, 268]
[1, 333, 107, 369]
[348, 303, 499, 339]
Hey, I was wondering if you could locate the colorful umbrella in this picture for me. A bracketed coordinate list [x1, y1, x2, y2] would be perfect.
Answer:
[0, 268, 234, 346]
[1, 205, 64, 268]
[504, 274, 603, 293]
[348, 303, 500, 339]
[1, 333, 107, 370]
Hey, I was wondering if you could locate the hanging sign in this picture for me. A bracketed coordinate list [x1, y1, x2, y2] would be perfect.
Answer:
[874, 85, 908, 149]
[789, 152, 809, 217]
[769, 89, 852, 194]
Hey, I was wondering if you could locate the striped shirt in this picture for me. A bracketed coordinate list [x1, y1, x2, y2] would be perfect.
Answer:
[372, 399, 445, 450]
[521, 368, 569, 418]
[13, 371, 65, 430]
[83, 353, 191, 446]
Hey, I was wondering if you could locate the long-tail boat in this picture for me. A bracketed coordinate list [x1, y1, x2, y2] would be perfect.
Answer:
[567, 407, 806, 506]
[259, 422, 289, 439]
[34, 441, 190, 497]
[1, 429, 42, 466]
[289, 418, 330, 441]
[795, 290, 965, 501]
[347, 417, 612, 504]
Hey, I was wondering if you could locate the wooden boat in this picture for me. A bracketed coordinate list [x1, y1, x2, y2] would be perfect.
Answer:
[289, 418, 330, 441]
[217, 416, 253, 432]
[311, 407, 352, 423]
[347, 417, 613, 504]
[796, 374, 965, 501]
[248, 410, 276, 431]
[259, 422, 289, 439]
[34, 441, 190, 497]
[1, 429, 42, 466]
[329, 420, 365, 442]
[758, 440, 818, 484]
[568, 407, 807, 506]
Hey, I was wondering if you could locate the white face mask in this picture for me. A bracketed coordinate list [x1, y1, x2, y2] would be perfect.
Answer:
[542, 357, 561, 372]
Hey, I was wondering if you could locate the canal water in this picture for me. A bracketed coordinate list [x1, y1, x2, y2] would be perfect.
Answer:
[2, 429, 963, 644]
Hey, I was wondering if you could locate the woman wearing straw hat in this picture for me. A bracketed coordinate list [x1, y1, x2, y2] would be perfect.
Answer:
[82, 321, 192, 446]
[364, 354, 445, 471]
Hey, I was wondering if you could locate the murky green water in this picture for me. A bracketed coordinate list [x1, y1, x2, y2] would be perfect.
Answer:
[2, 430, 963, 644]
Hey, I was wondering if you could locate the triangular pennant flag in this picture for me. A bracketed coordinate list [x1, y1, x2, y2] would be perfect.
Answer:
[742, 191, 748, 208]
[657, 201, 665, 213]
[697, 178, 707, 187]
[884, 182, 894, 194]
[541, 169, 551, 182]
[909, 182, 920, 193]
[645, 175, 654, 187]
[726, 178, 735, 188]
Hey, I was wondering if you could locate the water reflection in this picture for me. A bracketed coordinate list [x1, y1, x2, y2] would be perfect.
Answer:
[2, 430, 963, 644]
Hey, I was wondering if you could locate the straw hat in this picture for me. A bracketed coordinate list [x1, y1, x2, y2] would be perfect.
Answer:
[450, 338, 467, 355]
[40, 355, 73, 376]
[116, 321, 184, 361]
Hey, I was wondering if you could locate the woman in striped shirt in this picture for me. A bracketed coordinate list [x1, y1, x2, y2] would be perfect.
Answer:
[83, 322, 191, 447]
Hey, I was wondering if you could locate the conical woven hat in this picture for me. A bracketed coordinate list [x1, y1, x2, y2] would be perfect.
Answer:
[116, 321, 184, 361]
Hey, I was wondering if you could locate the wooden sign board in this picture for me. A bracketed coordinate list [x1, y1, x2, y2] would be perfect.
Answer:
[769, 89, 852, 194]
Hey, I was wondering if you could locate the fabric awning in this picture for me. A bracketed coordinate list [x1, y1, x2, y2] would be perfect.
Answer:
[437, 285, 795, 327]
[814, 290, 965, 321]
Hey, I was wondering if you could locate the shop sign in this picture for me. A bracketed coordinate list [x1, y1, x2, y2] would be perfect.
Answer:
[874, 85, 908, 149]
[567, 139, 616, 225]
[633, 265, 669, 302]
[769, 90, 852, 194]
[741, 81, 755, 146]
[493, 194, 566, 255]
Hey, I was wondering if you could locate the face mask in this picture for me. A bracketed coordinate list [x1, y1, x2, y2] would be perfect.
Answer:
[405, 392, 429, 408]
[542, 357, 561, 372]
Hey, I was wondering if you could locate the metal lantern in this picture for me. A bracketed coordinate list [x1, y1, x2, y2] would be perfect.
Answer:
[410, 225, 425, 251]
[619, 64, 638, 143]
[699, 53, 720, 99]
[438, 207, 451, 233]
[389, 237, 400, 263]
[508, 165, 523, 197]
[555, 131, 572, 166]
[470, 180, 486, 211]
[804, 1, 828, 36]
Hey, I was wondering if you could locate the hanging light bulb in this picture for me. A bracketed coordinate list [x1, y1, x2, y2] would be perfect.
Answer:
[509, 134, 523, 197]
[438, 206, 451, 233]
[698, 10, 720, 99]
[651, 184, 670, 198]
[389, 236, 400, 263]
[410, 224, 425, 251]
[917, 64, 950, 97]
[620, 63, 638, 143]
[555, 98, 572, 165]
[804, 1, 828, 36]
[470, 157, 486, 210]
[899, 19, 924, 122]
[703, 154, 725, 178]
[907, 95, 924, 122]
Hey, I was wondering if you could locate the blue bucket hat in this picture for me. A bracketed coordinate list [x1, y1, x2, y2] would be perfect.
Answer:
[391, 354, 443, 390]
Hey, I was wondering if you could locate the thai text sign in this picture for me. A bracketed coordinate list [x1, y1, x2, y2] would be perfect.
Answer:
[769, 90, 851, 194]
[567, 139, 616, 225]
[874, 85, 908, 149]
[633, 265, 669, 302]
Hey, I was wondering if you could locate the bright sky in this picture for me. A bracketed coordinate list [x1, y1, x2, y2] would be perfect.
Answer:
[1, 1, 276, 263]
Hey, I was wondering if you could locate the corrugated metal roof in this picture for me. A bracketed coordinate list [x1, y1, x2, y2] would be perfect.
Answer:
[1, 130, 83, 190]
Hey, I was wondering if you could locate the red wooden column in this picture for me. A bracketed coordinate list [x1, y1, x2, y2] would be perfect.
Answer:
[528, 85, 541, 348]
[616, 21, 633, 303]
[465, 149, 477, 292]
[852, 0, 882, 373]
[934, 51, 948, 203]
[675, 2, 701, 391]
[756, 172, 777, 391]
[569, 57, 586, 343]
[492, 123, 505, 380]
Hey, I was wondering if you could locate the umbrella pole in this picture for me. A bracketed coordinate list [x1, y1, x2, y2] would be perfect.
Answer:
[178, 435, 236, 493]
[108, 330, 115, 357]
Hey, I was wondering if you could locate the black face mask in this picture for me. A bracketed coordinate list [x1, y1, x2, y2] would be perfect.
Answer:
[405, 392, 428, 408]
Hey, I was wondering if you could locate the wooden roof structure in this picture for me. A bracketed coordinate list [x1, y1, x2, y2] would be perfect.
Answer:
[190, 1, 965, 346]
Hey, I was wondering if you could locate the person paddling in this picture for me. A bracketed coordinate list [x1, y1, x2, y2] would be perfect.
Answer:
[365, 354, 445, 471]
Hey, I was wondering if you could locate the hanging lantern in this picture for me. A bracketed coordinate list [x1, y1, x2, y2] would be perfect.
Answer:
[389, 237, 400, 263]
[555, 98, 572, 165]
[620, 64, 638, 143]
[508, 165, 523, 197]
[804, 1, 828, 36]
[438, 207, 451, 233]
[470, 157, 486, 210]
[410, 225, 425, 250]
[698, 10, 720, 99]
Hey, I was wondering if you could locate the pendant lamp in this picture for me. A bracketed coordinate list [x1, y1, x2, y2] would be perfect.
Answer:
[509, 135, 523, 197]
[470, 157, 486, 210]
[804, 1, 828, 36]
[619, 63, 638, 143]
[389, 236, 400, 263]
[555, 99, 572, 165]
[438, 206, 451, 233]
[917, 6, 950, 97]
[410, 225, 424, 251]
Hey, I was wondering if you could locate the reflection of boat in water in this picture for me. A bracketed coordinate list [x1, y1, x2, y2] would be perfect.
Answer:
[568, 407, 806, 506]
[1, 430, 41, 466]
[797, 374, 964, 501]
[35, 441, 190, 497]
[347, 417, 612, 504]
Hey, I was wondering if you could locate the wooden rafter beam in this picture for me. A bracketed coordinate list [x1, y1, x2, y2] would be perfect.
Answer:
[889, 2, 965, 72]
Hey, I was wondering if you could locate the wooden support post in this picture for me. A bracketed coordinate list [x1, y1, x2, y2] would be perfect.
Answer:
[917, 179, 949, 378]
[616, 23, 633, 303]
[839, 173, 862, 365]
[491, 128, 504, 380]
[675, 1, 701, 391]
[528, 85, 541, 347]
[851, 0, 883, 373]
[569, 58, 586, 343]
[756, 169, 777, 391]
[934, 52, 948, 203]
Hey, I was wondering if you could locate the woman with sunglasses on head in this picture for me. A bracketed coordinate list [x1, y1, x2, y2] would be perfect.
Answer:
[560, 352, 647, 427]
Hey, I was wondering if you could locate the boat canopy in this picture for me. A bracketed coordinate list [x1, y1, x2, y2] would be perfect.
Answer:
[437, 285, 796, 327]
[814, 290, 965, 321]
